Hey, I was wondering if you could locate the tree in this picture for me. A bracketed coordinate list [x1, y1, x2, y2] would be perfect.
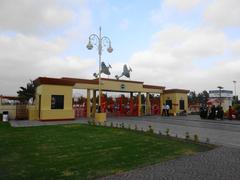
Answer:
[188, 90, 209, 104]
[17, 80, 36, 103]
[188, 91, 197, 104]
[197, 90, 209, 104]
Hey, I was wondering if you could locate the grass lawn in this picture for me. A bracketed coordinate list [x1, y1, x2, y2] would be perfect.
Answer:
[0, 122, 213, 179]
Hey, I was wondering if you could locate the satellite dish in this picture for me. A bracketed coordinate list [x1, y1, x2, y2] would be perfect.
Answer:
[93, 61, 112, 78]
[93, 73, 98, 78]
[101, 62, 111, 75]
[115, 64, 132, 80]
[123, 64, 132, 78]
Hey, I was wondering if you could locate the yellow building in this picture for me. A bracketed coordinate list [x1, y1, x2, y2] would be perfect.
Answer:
[0, 96, 18, 120]
[161, 89, 189, 115]
[27, 77, 189, 121]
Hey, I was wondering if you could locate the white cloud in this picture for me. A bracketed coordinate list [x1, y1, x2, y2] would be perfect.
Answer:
[1, 0, 240, 97]
[204, 0, 240, 28]
[0, 0, 96, 96]
[127, 26, 239, 93]
[0, 0, 76, 34]
[152, 26, 228, 60]
[150, 0, 203, 26]
[164, 0, 201, 11]
[0, 34, 95, 95]
[231, 40, 240, 56]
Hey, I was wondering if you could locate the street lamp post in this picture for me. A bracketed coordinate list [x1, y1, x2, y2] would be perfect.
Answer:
[86, 27, 113, 112]
[233, 80, 237, 103]
[217, 86, 223, 106]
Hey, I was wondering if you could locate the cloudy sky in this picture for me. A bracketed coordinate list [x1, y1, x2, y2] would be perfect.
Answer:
[0, 0, 239, 96]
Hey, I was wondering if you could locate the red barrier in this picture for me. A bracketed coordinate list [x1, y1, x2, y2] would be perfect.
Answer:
[101, 95, 106, 113]
[150, 98, 161, 115]
[74, 105, 87, 118]
[73, 98, 87, 118]
[73, 95, 161, 118]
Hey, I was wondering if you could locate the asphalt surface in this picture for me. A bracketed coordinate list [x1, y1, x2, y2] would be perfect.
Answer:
[106, 116, 240, 148]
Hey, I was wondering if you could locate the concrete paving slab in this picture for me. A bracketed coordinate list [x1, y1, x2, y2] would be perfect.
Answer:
[100, 147, 240, 180]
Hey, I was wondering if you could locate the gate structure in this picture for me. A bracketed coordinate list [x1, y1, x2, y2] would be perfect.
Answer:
[104, 95, 139, 117]
[30, 77, 189, 121]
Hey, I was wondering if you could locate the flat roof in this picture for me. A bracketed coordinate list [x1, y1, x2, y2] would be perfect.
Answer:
[35, 77, 165, 91]
[61, 77, 98, 85]
[100, 78, 143, 84]
[143, 84, 165, 90]
[34, 77, 75, 86]
[0, 95, 20, 100]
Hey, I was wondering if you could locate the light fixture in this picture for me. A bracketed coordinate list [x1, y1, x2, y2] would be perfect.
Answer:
[86, 41, 93, 50]
[107, 45, 113, 53]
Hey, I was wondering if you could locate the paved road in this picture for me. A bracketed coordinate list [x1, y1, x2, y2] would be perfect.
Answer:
[106, 116, 240, 148]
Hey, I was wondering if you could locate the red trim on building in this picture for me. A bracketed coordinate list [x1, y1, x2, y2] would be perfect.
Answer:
[61, 77, 98, 84]
[34, 77, 75, 86]
[164, 89, 190, 94]
[143, 84, 165, 90]
[0, 95, 20, 100]
[34, 77, 180, 93]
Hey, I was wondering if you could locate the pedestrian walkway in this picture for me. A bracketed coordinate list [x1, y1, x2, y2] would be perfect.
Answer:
[101, 147, 240, 180]
[9, 119, 87, 127]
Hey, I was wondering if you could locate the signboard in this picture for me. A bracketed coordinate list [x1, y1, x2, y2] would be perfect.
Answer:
[209, 90, 233, 98]
[120, 84, 126, 90]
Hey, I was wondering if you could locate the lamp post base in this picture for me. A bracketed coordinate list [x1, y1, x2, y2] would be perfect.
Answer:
[95, 112, 106, 123]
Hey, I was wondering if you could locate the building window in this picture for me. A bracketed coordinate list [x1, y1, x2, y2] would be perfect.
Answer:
[166, 100, 172, 109]
[179, 100, 185, 110]
[51, 95, 64, 109]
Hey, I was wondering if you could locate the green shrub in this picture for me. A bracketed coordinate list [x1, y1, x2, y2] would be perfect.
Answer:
[110, 122, 113, 128]
[165, 128, 170, 136]
[185, 132, 190, 140]
[147, 125, 154, 134]
[194, 134, 199, 142]
[134, 124, 138, 131]
[233, 104, 240, 111]
[206, 138, 210, 144]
